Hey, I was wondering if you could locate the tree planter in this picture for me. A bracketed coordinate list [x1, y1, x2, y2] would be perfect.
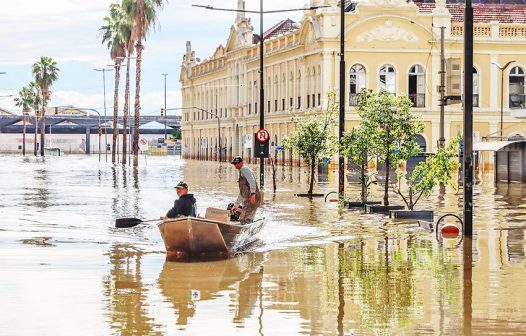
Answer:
[295, 193, 325, 197]
[346, 201, 382, 208]
[390, 210, 434, 220]
[365, 204, 404, 214]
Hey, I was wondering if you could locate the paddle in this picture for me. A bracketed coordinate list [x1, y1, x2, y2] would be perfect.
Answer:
[115, 217, 160, 228]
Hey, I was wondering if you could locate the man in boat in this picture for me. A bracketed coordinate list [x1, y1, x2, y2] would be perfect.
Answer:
[160, 181, 197, 219]
[231, 156, 261, 224]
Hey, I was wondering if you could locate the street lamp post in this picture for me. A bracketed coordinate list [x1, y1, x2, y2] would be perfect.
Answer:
[464, 0, 474, 236]
[163, 73, 168, 139]
[93, 67, 113, 162]
[338, 0, 345, 197]
[491, 60, 516, 138]
[193, 2, 328, 187]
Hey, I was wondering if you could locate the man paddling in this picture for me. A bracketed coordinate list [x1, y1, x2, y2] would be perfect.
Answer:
[160, 181, 197, 219]
[231, 156, 261, 224]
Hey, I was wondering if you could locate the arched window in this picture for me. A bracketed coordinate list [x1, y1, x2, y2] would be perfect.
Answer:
[379, 64, 396, 94]
[461, 66, 480, 107]
[274, 75, 279, 112]
[349, 64, 366, 106]
[289, 72, 294, 108]
[297, 70, 302, 109]
[408, 65, 425, 107]
[509, 66, 525, 108]
[282, 74, 286, 111]
[306, 68, 311, 108]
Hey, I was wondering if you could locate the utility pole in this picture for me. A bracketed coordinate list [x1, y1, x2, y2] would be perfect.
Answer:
[338, 0, 345, 198]
[93, 67, 113, 162]
[258, 0, 265, 187]
[163, 73, 168, 139]
[463, 0, 474, 237]
[491, 61, 516, 138]
[438, 26, 446, 149]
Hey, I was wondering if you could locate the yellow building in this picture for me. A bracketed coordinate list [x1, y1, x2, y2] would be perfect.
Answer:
[180, 0, 526, 166]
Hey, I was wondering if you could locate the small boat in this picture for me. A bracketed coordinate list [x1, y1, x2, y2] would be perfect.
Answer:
[158, 217, 265, 261]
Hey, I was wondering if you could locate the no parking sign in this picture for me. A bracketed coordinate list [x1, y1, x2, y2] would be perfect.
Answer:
[256, 129, 270, 143]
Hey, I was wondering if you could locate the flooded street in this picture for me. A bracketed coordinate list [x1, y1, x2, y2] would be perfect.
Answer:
[1, 155, 526, 335]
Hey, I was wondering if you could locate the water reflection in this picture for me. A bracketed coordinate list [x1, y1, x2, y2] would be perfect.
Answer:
[1, 157, 526, 335]
[103, 244, 162, 336]
[158, 253, 264, 327]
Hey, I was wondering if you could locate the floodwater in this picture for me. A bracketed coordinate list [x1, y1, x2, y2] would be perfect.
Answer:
[1, 155, 525, 335]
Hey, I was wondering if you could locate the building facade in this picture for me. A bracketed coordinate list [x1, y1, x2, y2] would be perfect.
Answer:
[180, 0, 526, 166]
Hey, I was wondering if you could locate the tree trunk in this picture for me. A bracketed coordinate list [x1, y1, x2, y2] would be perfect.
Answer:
[271, 156, 277, 192]
[122, 57, 131, 165]
[133, 43, 143, 167]
[34, 114, 38, 156]
[112, 64, 121, 163]
[22, 109, 28, 156]
[308, 160, 316, 194]
[361, 159, 366, 203]
[40, 104, 46, 157]
[384, 154, 390, 206]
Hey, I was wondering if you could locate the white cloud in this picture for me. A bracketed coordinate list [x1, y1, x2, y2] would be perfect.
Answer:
[0, 0, 308, 112]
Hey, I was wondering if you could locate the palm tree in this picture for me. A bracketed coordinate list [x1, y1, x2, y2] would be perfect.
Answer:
[32, 56, 59, 157]
[122, 0, 166, 166]
[101, 3, 131, 164]
[14, 82, 39, 156]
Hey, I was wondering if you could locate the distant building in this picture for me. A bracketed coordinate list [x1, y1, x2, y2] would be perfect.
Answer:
[0, 107, 14, 116]
[0, 107, 181, 154]
[181, 0, 526, 167]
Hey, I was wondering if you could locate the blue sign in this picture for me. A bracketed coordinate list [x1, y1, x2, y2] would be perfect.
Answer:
[275, 145, 284, 151]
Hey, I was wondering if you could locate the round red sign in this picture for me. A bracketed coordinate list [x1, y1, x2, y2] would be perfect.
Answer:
[256, 129, 270, 143]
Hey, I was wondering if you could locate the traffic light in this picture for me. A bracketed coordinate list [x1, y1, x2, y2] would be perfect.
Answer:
[160, 108, 164, 117]
[98, 127, 102, 136]
[54, 107, 59, 115]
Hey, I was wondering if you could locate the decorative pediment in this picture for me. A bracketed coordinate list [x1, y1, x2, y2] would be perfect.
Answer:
[299, 16, 321, 45]
[226, 26, 243, 52]
[356, 20, 418, 43]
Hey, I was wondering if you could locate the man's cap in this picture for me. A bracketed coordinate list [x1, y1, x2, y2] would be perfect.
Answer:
[231, 156, 243, 164]
[175, 181, 188, 189]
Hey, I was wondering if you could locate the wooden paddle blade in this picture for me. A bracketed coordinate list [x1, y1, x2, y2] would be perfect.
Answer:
[115, 217, 142, 228]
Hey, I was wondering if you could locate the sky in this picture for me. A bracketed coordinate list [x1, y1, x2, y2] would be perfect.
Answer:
[0, 0, 309, 116]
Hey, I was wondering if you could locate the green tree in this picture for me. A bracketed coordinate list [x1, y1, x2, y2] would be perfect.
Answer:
[122, 0, 166, 166]
[14, 82, 40, 156]
[283, 92, 337, 195]
[392, 137, 460, 210]
[169, 129, 181, 141]
[356, 88, 424, 205]
[340, 125, 376, 203]
[32, 56, 59, 156]
[101, 3, 131, 164]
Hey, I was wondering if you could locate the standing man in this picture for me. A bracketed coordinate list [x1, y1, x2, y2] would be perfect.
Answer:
[231, 156, 261, 224]
[160, 181, 197, 219]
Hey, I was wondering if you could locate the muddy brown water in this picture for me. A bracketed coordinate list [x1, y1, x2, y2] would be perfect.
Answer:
[1, 155, 525, 335]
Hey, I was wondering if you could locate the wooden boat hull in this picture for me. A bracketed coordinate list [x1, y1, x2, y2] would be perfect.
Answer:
[158, 217, 265, 261]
